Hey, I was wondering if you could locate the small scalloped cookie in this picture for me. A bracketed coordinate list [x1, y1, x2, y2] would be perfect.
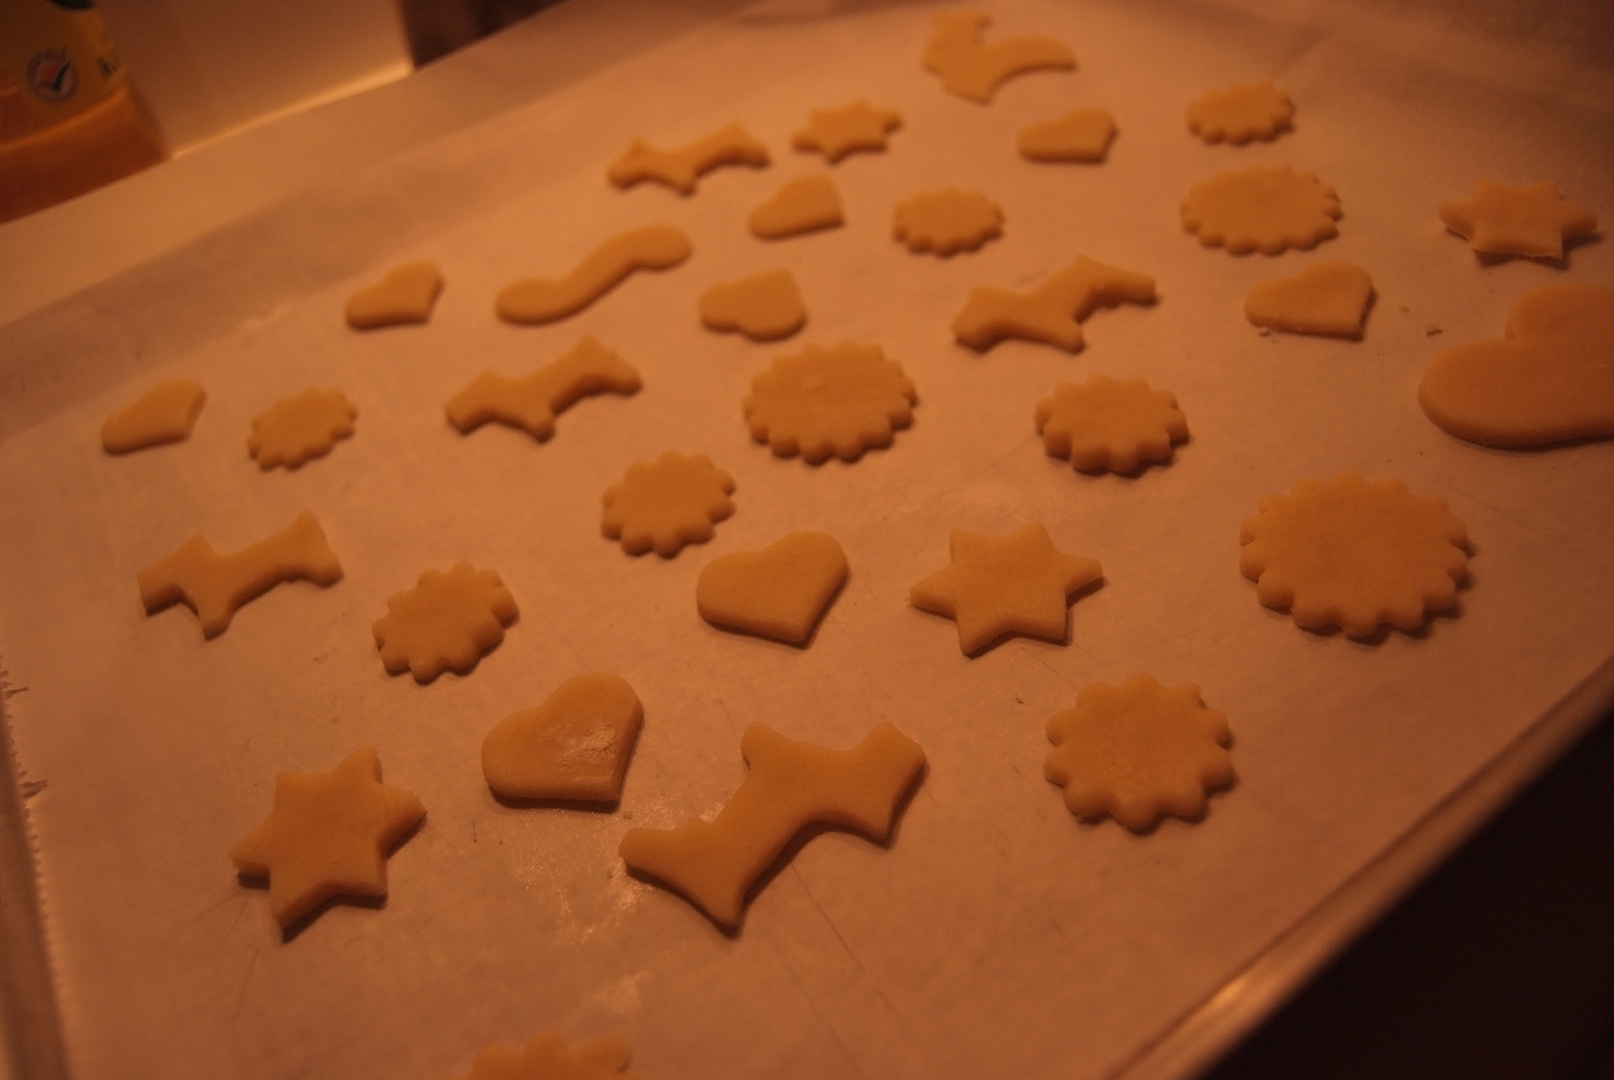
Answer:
[1035, 375, 1188, 473]
[1239, 474, 1469, 638]
[698, 269, 806, 341]
[1018, 108, 1116, 162]
[372, 563, 519, 682]
[101, 379, 206, 454]
[1044, 673, 1234, 831]
[247, 388, 356, 469]
[1244, 262, 1375, 339]
[601, 452, 735, 557]
[344, 263, 443, 329]
[744, 342, 916, 464]
[1438, 180, 1598, 260]
[1182, 166, 1340, 255]
[893, 190, 1002, 256]
[1185, 82, 1293, 145]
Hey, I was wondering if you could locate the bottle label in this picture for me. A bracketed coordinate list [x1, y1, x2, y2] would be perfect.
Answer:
[0, 0, 126, 121]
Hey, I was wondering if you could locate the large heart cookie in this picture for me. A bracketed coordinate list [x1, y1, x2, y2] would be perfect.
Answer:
[344, 262, 443, 329]
[1419, 283, 1614, 448]
[696, 531, 848, 645]
[481, 673, 643, 801]
[698, 269, 806, 341]
[1244, 261, 1374, 338]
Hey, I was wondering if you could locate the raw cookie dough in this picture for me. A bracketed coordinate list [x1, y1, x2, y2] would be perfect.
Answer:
[138, 511, 342, 638]
[696, 531, 848, 645]
[1035, 375, 1188, 473]
[1018, 108, 1116, 162]
[909, 523, 1103, 654]
[1185, 82, 1293, 145]
[1438, 180, 1598, 259]
[749, 176, 844, 239]
[231, 746, 425, 928]
[922, 10, 1075, 104]
[344, 262, 443, 329]
[496, 225, 692, 324]
[372, 563, 519, 682]
[1239, 474, 1469, 638]
[1181, 166, 1341, 255]
[893, 190, 1003, 256]
[792, 100, 901, 162]
[607, 122, 768, 194]
[246, 388, 356, 469]
[101, 379, 205, 454]
[698, 268, 806, 341]
[619, 722, 925, 929]
[1418, 282, 1614, 448]
[951, 255, 1156, 352]
[601, 451, 736, 557]
[481, 674, 643, 802]
[1244, 261, 1375, 338]
[453, 1032, 641, 1080]
[743, 341, 917, 463]
[1044, 674, 1234, 831]
[445, 336, 641, 441]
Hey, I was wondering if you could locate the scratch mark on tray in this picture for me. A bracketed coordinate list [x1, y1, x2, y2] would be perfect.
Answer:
[1019, 645, 1081, 692]
[769, 932, 871, 1080]
[233, 947, 259, 1018]
[794, 866, 865, 974]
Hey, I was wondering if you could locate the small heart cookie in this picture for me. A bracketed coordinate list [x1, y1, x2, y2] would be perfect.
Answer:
[697, 531, 848, 645]
[345, 263, 444, 329]
[1244, 261, 1374, 338]
[481, 673, 643, 801]
[698, 269, 806, 341]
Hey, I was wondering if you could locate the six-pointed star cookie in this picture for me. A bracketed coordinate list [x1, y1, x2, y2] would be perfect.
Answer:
[792, 100, 903, 163]
[1438, 180, 1598, 259]
[231, 746, 425, 928]
[909, 523, 1103, 653]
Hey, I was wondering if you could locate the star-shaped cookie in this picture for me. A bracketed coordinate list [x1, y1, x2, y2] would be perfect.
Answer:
[909, 523, 1102, 654]
[231, 747, 425, 928]
[792, 100, 902, 163]
[1438, 180, 1598, 259]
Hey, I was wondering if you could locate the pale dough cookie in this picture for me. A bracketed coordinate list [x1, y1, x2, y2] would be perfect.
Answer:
[607, 122, 768, 194]
[1035, 375, 1188, 473]
[246, 388, 356, 469]
[951, 255, 1156, 352]
[743, 341, 917, 464]
[453, 1032, 641, 1080]
[697, 531, 848, 645]
[619, 721, 925, 929]
[1181, 166, 1341, 255]
[601, 452, 735, 557]
[138, 511, 342, 638]
[445, 336, 641, 442]
[344, 262, 443, 329]
[1418, 283, 1614, 448]
[1185, 81, 1293, 145]
[101, 379, 205, 454]
[1239, 474, 1469, 638]
[922, 10, 1074, 104]
[1244, 261, 1375, 339]
[1438, 180, 1598, 259]
[496, 225, 692, 325]
[893, 190, 1003, 256]
[1018, 108, 1116, 162]
[231, 746, 425, 928]
[1044, 674, 1234, 832]
[698, 268, 806, 341]
[481, 673, 643, 802]
[792, 100, 902, 162]
[749, 176, 844, 240]
[372, 563, 519, 682]
[909, 523, 1102, 654]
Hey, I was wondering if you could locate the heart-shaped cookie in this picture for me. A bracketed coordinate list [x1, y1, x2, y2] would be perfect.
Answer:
[749, 176, 843, 239]
[1419, 282, 1614, 448]
[345, 262, 444, 329]
[1244, 261, 1374, 338]
[481, 673, 642, 801]
[698, 268, 806, 341]
[697, 531, 848, 645]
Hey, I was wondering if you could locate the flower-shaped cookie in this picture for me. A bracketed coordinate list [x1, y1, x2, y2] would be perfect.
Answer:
[601, 452, 736, 556]
[247, 388, 357, 469]
[893, 190, 1003, 256]
[1185, 81, 1293, 145]
[1239, 474, 1469, 638]
[372, 563, 519, 682]
[1181, 166, 1340, 254]
[1044, 674, 1234, 831]
[1035, 375, 1188, 473]
[744, 342, 917, 464]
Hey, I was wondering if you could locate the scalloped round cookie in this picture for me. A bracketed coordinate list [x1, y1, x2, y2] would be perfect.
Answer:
[1182, 165, 1340, 254]
[744, 342, 916, 464]
[893, 190, 1003, 256]
[372, 563, 519, 682]
[1185, 81, 1293, 145]
[1035, 375, 1188, 473]
[601, 452, 736, 557]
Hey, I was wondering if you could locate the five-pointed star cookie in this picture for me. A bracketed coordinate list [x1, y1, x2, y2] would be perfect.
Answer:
[1438, 180, 1598, 259]
[792, 100, 902, 163]
[909, 523, 1103, 654]
[231, 746, 425, 928]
